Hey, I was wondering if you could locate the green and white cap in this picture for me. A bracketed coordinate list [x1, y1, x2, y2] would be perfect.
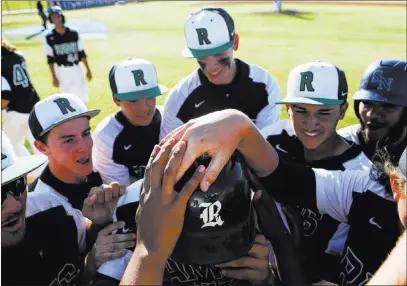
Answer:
[278, 61, 348, 105]
[109, 58, 168, 101]
[182, 7, 235, 58]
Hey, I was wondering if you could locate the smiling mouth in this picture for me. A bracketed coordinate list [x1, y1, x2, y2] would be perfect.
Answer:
[2, 215, 21, 228]
[77, 157, 90, 165]
[366, 123, 385, 131]
[303, 131, 321, 137]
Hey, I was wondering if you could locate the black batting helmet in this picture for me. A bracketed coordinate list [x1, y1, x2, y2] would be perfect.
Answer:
[353, 60, 407, 107]
[171, 152, 256, 266]
[48, 5, 65, 24]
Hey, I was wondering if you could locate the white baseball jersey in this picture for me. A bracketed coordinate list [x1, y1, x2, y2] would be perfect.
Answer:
[92, 107, 161, 186]
[160, 59, 282, 139]
[337, 124, 362, 144]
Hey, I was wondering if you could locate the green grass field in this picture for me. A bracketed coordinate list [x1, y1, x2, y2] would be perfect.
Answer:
[2, 1, 406, 133]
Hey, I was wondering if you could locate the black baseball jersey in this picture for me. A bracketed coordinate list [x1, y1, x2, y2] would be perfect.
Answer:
[96, 180, 242, 286]
[259, 160, 399, 286]
[1, 47, 40, 113]
[2, 189, 89, 285]
[93, 108, 161, 186]
[33, 165, 103, 210]
[160, 59, 282, 139]
[261, 120, 373, 282]
[44, 27, 86, 67]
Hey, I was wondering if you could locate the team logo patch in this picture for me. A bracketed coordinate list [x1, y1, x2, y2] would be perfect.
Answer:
[199, 201, 224, 228]
[372, 70, 393, 92]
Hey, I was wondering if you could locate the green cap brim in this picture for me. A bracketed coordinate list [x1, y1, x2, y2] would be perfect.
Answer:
[113, 84, 168, 101]
[276, 97, 344, 105]
[182, 39, 234, 58]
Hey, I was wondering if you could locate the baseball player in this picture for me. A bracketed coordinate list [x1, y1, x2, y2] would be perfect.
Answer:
[92, 58, 167, 186]
[1, 40, 40, 157]
[26, 93, 139, 280]
[160, 109, 401, 286]
[160, 7, 282, 139]
[261, 61, 372, 283]
[338, 60, 407, 163]
[43, 5, 92, 105]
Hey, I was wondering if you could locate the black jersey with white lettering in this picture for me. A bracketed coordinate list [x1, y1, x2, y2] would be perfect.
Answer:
[261, 120, 372, 282]
[93, 109, 161, 186]
[259, 160, 399, 286]
[44, 28, 86, 67]
[2, 202, 84, 285]
[1, 47, 40, 113]
[160, 59, 282, 139]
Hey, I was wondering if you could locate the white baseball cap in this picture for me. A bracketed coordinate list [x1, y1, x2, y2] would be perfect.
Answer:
[2, 136, 47, 185]
[182, 7, 235, 58]
[109, 58, 168, 101]
[28, 93, 101, 140]
[278, 61, 348, 105]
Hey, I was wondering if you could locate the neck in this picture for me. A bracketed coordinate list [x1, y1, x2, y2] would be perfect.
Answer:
[48, 161, 87, 184]
[304, 132, 350, 162]
[55, 25, 65, 34]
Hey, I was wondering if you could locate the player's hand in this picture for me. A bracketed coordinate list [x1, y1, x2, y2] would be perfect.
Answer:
[52, 76, 59, 88]
[88, 221, 136, 268]
[135, 138, 205, 261]
[217, 234, 273, 284]
[160, 109, 253, 192]
[86, 69, 92, 81]
[82, 182, 126, 227]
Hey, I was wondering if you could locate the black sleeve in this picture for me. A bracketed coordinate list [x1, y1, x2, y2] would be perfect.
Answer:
[2, 90, 12, 101]
[47, 55, 56, 64]
[258, 160, 318, 210]
[78, 50, 86, 60]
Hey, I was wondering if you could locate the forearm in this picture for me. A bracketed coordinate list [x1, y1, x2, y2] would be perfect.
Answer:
[120, 245, 167, 285]
[81, 252, 98, 283]
[81, 57, 91, 71]
[237, 116, 279, 177]
[48, 63, 57, 78]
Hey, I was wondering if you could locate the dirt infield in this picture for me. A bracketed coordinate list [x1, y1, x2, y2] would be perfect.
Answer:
[208, 1, 406, 7]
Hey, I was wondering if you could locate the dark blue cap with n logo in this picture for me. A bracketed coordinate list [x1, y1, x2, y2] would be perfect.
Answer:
[109, 58, 167, 101]
[353, 60, 407, 107]
[182, 7, 235, 58]
[28, 93, 100, 140]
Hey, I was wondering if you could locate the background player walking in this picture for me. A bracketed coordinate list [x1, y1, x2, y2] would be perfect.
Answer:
[43, 5, 92, 105]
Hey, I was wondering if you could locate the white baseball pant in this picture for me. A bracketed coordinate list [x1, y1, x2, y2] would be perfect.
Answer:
[55, 64, 89, 105]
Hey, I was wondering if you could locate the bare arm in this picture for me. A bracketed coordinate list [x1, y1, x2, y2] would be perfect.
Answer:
[81, 57, 92, 81]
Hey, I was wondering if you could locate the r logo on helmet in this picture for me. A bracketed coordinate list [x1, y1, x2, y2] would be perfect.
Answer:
[199, 201, 224, 228]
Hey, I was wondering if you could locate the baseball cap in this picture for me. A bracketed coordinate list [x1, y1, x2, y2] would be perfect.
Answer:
[182, 7, 235, 58]
[399, 147, 407, 181]
[29, 93, 101, 140]
[2, 143, 47, 185]
[277, 61, 348, 105]
[48, 5, 63, 15]
[109, 58, 168, 101]
[352, 60, 407, 107]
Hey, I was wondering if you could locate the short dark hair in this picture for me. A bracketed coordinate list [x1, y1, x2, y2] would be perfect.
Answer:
[37, 131, 50, 146]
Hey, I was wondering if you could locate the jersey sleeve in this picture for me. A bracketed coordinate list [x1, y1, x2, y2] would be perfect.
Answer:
[313, 168, 388, 223]
[159, 85, 186, 140]
[2, 76, 12, 101]
[92, 131, 132, 187]
[43, 35, 56, 64]
[254, 73, 282, 129]
[77, 32, 86, 60]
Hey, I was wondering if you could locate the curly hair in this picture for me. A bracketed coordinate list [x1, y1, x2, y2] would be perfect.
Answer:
[1, 39, 17, 52]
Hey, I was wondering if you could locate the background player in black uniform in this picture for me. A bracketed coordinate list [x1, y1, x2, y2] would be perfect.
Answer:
[160, 7, 282, 139]
[261, 61, 372, 283]
[44, 5, 92, 105]
[339, 60, 407, 164]
[160, 109, 401, 286]
[1, 40, 40, 157]
[92, 58, 167, 186]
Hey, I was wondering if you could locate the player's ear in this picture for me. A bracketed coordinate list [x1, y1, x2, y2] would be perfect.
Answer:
[233, 34, 239, 51]
[286, 104, 292, 116]
[390, 173, 403, 203]
[34, 140, 50, 156]
[339, 101, 349, 120]
[112, 97, 121, 107]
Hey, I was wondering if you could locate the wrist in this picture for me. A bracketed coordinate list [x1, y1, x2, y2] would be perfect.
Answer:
[133, 244, 168, 270]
